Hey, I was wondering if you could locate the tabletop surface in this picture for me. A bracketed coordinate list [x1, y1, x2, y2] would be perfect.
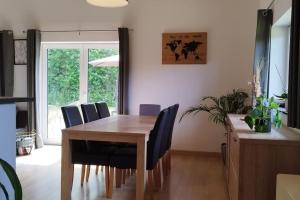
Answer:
[62, 115, 157, 136]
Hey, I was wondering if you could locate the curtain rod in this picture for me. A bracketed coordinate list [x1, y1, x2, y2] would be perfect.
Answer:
[266, 0, 276, 10]
[22, 29, 133, 34]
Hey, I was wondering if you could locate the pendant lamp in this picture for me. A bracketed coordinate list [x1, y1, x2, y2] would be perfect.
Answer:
[86, 0, 128, 7]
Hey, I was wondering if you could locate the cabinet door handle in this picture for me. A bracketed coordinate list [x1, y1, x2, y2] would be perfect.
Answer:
[233, 137, 237, 142]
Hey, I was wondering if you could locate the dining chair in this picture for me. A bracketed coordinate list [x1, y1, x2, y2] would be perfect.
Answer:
[95, 101, 136, 185]
[107, 108, 169, 198]
[95, 102, 111, 118]
[139, 104, 161, 116]
[61, 106, 112, 197]
[81, 103, 99, 123]
[61, 106, 90, 187]
[80, 103, 117, 181]
[159, 104, 179, 178]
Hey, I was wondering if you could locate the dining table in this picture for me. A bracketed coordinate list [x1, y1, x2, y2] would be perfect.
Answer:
[61, 114, 157, 200]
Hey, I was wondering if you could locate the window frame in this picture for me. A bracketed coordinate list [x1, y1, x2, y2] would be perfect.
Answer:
[40, 42, 119, 145]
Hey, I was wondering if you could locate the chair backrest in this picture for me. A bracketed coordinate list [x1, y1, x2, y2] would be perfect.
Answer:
[81, 103, 100, 123]
[166, 104, 179, 150]
[139, 104, 161, 116]
[159, 106, 172, 158]
[61, 106, 86, 152]
[147, 108, 169, 170]
[61, 106, 83, 128]
[95, 102, 110, 119]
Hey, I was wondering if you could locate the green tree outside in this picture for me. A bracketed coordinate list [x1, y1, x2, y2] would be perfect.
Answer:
[47, 48, 119, 108]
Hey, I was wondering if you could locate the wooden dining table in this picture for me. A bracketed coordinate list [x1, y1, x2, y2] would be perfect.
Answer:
[61, 115, 157, 200]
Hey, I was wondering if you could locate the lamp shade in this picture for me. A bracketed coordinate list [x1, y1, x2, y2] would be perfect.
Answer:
[86, 0, 128, 7]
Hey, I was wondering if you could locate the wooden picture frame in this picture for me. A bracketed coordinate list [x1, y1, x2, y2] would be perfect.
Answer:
[14, 39, 27, 65]
[162, 32, 207, 64]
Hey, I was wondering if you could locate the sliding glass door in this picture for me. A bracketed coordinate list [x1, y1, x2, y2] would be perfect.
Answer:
[41, 43, 119, 144]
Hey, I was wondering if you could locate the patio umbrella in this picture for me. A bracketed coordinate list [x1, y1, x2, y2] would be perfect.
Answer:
[88, 55, 119, 67]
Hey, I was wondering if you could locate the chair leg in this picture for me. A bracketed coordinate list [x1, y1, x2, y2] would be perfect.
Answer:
[147, 170, 154, 193]
[86, 165, 91, 182]
[107, 167, 115, 198]
[125, 169, 130, 181]
[121, 169, 126, 184]
[115, 168, 122, 188]
[80, 165, 86, 186]
[154, 162, 162, 190]
[105, 166, 109, 197]
[167, 150, 171, 173]
[162, 155, 168, 178]
[96, 165, 99, 175]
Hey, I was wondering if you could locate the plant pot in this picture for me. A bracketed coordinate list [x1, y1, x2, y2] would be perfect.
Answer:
[221, 143, 226, 165]
[254, 118, 271, 133]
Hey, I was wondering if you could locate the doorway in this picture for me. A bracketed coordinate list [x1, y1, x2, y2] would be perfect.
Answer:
[41, 42, 119, 144]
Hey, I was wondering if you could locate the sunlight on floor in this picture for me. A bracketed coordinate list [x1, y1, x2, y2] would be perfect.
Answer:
[16, 145, 61, 166]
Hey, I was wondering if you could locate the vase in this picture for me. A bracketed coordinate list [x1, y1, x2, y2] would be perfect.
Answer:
[254, 118, 271, 133]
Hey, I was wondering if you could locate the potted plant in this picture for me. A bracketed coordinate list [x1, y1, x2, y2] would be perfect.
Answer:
[0, 158, 22, 200]
[180, 89, 251, 130]
[244, 96, 282, 133]
[180, 89, 251, 164]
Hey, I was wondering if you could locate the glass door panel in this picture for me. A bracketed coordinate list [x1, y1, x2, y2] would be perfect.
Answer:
[87, 48, 119, 114]
[47, 49, 80, 140]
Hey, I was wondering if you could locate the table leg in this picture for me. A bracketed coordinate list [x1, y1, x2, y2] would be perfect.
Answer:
[61, 132, 72, 200]
[136, 137, 147, 200]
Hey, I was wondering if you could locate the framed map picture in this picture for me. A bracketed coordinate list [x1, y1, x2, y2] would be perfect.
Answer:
[162, 32, 207, 64]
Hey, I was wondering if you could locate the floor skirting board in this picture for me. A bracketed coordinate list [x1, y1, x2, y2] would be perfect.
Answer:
[170, 149, 221, 157]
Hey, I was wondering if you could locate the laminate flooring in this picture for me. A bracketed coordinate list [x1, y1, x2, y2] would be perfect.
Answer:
[16, 146, 228, 200]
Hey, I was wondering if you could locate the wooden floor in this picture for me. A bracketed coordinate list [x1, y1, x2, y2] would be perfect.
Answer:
[16, 146, 229, 200]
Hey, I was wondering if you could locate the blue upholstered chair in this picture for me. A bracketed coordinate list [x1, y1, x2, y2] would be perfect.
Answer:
[139, 104, 161, 116]
[61, 105, 111, 197]
[107, 108, 169, 196]
[95, 102, 111, 118]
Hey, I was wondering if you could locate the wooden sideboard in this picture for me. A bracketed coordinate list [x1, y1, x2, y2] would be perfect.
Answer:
[226, 114, 300, 200]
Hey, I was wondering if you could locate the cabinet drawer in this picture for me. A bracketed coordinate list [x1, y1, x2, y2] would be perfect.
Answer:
[230, 131, 239, 175]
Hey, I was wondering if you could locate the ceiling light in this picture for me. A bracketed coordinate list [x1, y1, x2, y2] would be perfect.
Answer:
[86, 0, 128, 8]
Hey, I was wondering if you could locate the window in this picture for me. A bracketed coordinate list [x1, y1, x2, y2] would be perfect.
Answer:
[41, 42, 119, 144]
[268, 9, 291, 114]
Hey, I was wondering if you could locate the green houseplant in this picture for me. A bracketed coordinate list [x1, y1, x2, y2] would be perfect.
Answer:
[180, 89, 251, 130]
[180, 89, 251, 165]
[244, 96, 282, 133]
[0, 158, 22, 200]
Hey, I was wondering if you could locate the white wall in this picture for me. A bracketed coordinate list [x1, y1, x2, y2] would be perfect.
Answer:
[1, 0, 259, 152]
[126, 0, 258, 152]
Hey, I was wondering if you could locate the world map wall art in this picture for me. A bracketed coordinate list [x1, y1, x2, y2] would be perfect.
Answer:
[162, 32, 207, 64]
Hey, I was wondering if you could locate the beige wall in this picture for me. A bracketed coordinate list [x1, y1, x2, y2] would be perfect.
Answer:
[1, 0, 259, 152]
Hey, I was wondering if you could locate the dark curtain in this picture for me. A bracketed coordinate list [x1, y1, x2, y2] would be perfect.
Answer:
[287, 0, 300, 128]
[0, 30, 14, 96]
[118, 28, 129, 114]
[27, 29, 43, 148]
[253, 9, 273, 98]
